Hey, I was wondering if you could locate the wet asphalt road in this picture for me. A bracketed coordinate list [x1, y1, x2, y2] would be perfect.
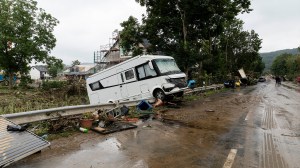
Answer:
[233, 81, 300, 168]
[9, 80, 300, 168]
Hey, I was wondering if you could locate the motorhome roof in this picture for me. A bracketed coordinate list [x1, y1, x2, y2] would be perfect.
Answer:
[88, 55, 174, 78]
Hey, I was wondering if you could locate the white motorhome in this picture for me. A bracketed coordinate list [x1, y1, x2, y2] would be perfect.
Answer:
[86, 55, 187, 104]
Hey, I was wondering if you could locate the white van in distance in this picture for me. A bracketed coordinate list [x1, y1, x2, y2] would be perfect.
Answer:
[86, 55, 187, 104]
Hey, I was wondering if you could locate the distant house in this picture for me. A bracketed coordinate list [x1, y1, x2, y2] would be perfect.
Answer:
[30, 65, 50, 80]
[63, 63, 98, 80]
[94, 30, 151, 70]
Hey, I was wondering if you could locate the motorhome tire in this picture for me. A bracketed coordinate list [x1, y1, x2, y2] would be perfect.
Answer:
[154, 89, 165, 100]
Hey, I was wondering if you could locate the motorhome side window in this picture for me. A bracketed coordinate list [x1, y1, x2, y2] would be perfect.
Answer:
[136, 63, 157, 80]
[89, 81, 103, 91]
[125, 69, 134, 80]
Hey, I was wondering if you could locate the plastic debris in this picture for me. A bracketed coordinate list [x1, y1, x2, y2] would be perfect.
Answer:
[7, 124, 30, 132]
[79, 127, 88, 133]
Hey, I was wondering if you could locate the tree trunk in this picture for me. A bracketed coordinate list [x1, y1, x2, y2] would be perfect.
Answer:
[179, 8, 188, 80]
[8, 72, 14, 89]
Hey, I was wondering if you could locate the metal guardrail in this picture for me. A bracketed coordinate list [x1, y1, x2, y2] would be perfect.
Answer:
[1, 99, 151, 124]
[184, 84, 223, 94]
[1, 84, 223, 124]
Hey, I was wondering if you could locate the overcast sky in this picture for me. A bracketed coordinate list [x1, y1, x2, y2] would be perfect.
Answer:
[238, 0, 300, 53]
[36, 0, 300, 65]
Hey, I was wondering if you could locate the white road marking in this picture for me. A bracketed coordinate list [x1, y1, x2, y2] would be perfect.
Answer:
[245, 111, 250, 121]
[223, 149, 237, 168]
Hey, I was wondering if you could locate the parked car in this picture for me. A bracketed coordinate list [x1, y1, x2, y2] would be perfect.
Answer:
[258, 76, 266, 82]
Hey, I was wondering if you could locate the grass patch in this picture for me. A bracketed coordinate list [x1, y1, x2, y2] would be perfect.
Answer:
[183, 87, 226, 102]
[46, 131, 76, 141]
[183, 94, 200, 101]
[0, 86, 89, 114]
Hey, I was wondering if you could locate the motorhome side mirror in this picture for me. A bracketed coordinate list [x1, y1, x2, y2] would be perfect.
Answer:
[148, 61, 154, 69]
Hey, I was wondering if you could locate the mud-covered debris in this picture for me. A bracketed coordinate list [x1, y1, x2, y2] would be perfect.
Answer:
[123, 117, 139, 123]
[142, 124, 152, 128]
[205, 109, 215, 112]
[153, 99, 163, 107]
[7, 123, 30, 132]
[92, 122, 137, 134]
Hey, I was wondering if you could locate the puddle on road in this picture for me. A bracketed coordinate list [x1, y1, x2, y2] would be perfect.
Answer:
[57, 136, 153, 168]
[56, 137, 129, 168]
[11, 136, 148, 168]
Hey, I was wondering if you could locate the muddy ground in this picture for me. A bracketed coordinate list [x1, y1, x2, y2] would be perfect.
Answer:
[9, 87, 260, 168]
[9, 81, 300, 168]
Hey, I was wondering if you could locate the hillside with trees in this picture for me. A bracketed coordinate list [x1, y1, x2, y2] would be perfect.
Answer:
[261, 48, 299, 72]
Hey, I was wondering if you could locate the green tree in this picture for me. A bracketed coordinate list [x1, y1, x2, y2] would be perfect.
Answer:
[47, 58, 64, 78]
[135, 0, 251, 76]
[216, 19, 263, 76]
[119, 16, 143, 56]
[284, 54, 300, 80]
[271, 53, 291, 77]
[0, 0, 59, 88]
[71, 60, 81, 66]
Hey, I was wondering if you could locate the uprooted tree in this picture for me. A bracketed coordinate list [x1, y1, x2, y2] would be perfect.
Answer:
[0, 0, 60, 89]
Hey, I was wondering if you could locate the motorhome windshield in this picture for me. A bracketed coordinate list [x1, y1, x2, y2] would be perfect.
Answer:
[154, 59, 181, 75]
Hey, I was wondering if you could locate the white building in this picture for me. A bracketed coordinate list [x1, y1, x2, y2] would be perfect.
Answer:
[30, 65, 50, 80]
[63, 63, 98, 80]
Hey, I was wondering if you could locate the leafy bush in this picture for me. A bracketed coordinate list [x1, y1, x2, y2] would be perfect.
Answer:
[42, 80, 66, 90]
[19, 75, 32, 88]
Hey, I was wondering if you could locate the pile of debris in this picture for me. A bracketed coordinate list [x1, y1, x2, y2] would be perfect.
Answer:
[80, 100, 161, 134]
[24, 98, 179, 137]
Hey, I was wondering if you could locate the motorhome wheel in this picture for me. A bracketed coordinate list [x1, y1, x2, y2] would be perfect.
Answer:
[154, 89, 165, 100]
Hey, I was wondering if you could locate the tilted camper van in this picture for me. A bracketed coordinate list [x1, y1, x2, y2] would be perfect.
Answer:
[86, 55, 187, 104]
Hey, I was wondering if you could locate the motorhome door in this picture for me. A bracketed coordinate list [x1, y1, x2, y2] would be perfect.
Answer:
[117, 69, 129, 99]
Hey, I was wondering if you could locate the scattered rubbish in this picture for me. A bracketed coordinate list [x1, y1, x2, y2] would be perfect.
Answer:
[91, 126, 106, 133]
[120, 105, 130, 115]
[79, 118, 94, 129]
[79, 127, 88, 133]
[75, 99, 182, 135]
[153, 99, 179, 108]
[99, 106, 124, 121]
[153, 99, 163, 107]
[137, 111, 155, 114]
[92, 122, 137, 134]
[7, 123, 30, 132]
[187, 80, 196, 89]
[41, 134, 48, 139]
[137, 100, 153, 111]
[205, 109, 215, 112]
[123, 117, 139, 123]
[46, 115, 80, 133]
[142, 124, 152, 128]
[98, 120, 105, 128]
[139, 114, 152, 121]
